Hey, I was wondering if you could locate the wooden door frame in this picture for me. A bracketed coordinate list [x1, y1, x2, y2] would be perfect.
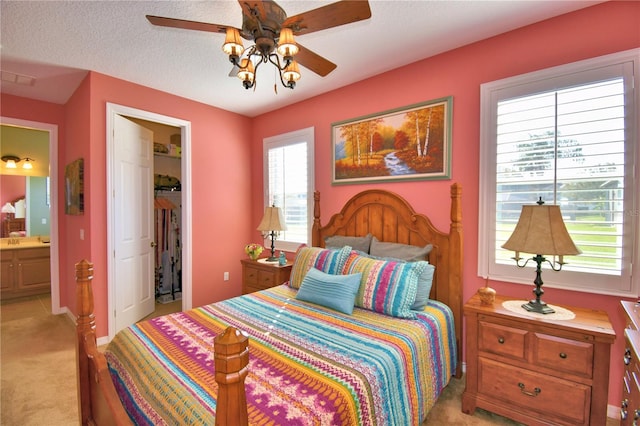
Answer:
[106, 103, 192, 340]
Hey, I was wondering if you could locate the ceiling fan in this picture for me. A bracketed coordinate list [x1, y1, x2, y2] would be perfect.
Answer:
[146, 0, 372, 90]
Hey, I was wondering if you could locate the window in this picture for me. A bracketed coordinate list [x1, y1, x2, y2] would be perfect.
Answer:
[479, 49, 639, 296]
[263, 127, 315, 251]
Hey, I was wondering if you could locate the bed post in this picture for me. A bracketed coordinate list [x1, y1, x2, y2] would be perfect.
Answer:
[311, 190, 322, 247]
[76, 259, 95, 425]
[214, 327, 249, 426]
[449, 183, 463, 378]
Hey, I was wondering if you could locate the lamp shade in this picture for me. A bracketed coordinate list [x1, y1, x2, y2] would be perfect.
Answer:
[502, 204, 581, 256]
[277, 28, 299, 57]
[237, 60, 255, 83]
[283, 61, 301, 84]
[1, 202, 15, 214]
[257, 206, 287, 232]
[222, 28, 244, 56]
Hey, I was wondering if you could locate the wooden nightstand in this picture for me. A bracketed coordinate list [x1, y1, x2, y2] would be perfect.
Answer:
[241, 258, 292, 294]
[462, 293, 615, 426]
[621, 301, 640, 425]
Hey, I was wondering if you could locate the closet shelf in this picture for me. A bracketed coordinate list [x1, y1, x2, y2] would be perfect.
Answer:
[154, 152, 181, 159]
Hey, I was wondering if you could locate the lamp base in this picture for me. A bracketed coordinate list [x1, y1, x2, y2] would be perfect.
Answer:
[521, 300, 555, 314]
[264, 257, 279, 263]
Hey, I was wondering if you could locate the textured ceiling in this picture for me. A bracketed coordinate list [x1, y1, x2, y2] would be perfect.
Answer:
[1, 1, 603, 117]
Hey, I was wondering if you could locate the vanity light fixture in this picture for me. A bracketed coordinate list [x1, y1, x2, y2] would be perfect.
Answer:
[1, 155, 35, 170]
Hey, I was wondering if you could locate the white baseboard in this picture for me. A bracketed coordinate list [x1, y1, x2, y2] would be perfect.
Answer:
[65, 305, 110, 347]
[608, 404, 619, 421]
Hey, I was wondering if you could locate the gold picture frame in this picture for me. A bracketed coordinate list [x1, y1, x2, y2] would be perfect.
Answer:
[332, 96, 452, 184]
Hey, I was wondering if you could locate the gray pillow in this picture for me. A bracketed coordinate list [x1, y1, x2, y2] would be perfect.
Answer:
[369, 236, 433, 261]
[325, 233, 373, 253]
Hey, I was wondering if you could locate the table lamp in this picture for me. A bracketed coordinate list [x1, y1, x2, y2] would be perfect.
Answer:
[501, 198, 581, 314]
[257, 205, 287, 262]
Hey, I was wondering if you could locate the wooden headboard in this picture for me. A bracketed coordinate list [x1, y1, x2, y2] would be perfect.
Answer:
[311, 183, 463, 378]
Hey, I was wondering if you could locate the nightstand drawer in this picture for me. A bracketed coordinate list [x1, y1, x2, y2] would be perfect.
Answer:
[532, 332, 593, 378]
[479, 358, 590, 425]
[478, 319, 527, 361]
[257, 270, 275, 288]
[245, 268, 259, 285]
[241, 259, 292, 295]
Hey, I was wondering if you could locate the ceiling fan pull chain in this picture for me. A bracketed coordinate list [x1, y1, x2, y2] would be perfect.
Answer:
[274, 67, 278, 94]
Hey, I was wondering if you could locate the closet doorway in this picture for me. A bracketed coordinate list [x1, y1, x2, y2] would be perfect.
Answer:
[106, 103, 192, 338]
[128, 117, 183, 308]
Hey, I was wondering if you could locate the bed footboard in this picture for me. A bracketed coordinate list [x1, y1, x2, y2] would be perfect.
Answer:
[75, 259, 249, 425]
[75, 260, 131, 425]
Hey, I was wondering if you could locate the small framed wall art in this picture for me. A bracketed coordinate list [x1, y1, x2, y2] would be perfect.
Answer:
[65, 158, 84, 215]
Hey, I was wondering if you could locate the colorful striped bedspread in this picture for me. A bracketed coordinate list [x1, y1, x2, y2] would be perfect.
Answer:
[105, 284, 456, 425]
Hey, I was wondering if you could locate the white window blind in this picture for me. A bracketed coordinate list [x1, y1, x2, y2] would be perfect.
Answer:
[479, 50, 638, 296]
[263, 127, 314, 250]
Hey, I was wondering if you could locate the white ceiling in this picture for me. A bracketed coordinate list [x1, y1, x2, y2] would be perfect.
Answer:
[1, 0, 603, 118]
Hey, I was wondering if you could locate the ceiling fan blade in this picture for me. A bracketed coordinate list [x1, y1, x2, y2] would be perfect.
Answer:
[295, 44, 337, 77]
[146, 15, 231, 34]
[283, 1, 371, 36]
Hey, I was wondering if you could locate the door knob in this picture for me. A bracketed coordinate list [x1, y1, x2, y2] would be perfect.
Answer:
[151, 241, 157, 247]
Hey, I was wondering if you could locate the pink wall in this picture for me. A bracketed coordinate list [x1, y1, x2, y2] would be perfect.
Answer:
[4, 76, 252, 336]
[250, 1, 640, 408]
[1, 175, 26, 208]
[1, 0, 637, 411]
[1, 94, 68, 299]
[71, 72, 253, 335]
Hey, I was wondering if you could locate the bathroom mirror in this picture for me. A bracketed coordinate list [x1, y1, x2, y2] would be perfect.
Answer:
[0, 125, 51, 238]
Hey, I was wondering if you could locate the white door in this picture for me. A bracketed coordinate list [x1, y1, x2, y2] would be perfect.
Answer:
[113, 114, 155, 333]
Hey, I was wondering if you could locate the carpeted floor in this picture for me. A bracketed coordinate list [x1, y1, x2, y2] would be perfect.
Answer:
[0, 294, 618, 425]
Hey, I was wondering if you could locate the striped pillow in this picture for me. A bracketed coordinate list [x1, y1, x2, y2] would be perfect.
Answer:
[341, 251, 427, 319]
[296, 267, 362, 314]
[289, 245, 351, 289]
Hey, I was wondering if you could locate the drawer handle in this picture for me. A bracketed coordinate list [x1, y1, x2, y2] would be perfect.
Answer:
[498, 337, 505, 344]
[621, 399, 629, 421]
[559, 352, 567, 359]
[518, 382, 541, 397]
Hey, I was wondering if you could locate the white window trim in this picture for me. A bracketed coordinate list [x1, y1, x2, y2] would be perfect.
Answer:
[478, 48, 640, 297]
[263, 127, 315, 252]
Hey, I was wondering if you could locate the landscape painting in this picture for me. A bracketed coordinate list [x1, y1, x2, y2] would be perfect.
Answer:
[332, 97, 452, 184]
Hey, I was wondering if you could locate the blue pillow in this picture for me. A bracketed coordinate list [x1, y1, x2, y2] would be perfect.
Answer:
[411, 263, 435, 311]
[296, 267, 362, 315]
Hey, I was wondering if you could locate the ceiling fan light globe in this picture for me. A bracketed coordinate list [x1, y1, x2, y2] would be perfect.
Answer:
[5, 159, 17, 169]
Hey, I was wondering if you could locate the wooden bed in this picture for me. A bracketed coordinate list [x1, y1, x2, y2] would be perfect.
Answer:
[76, 184, 463, 425]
